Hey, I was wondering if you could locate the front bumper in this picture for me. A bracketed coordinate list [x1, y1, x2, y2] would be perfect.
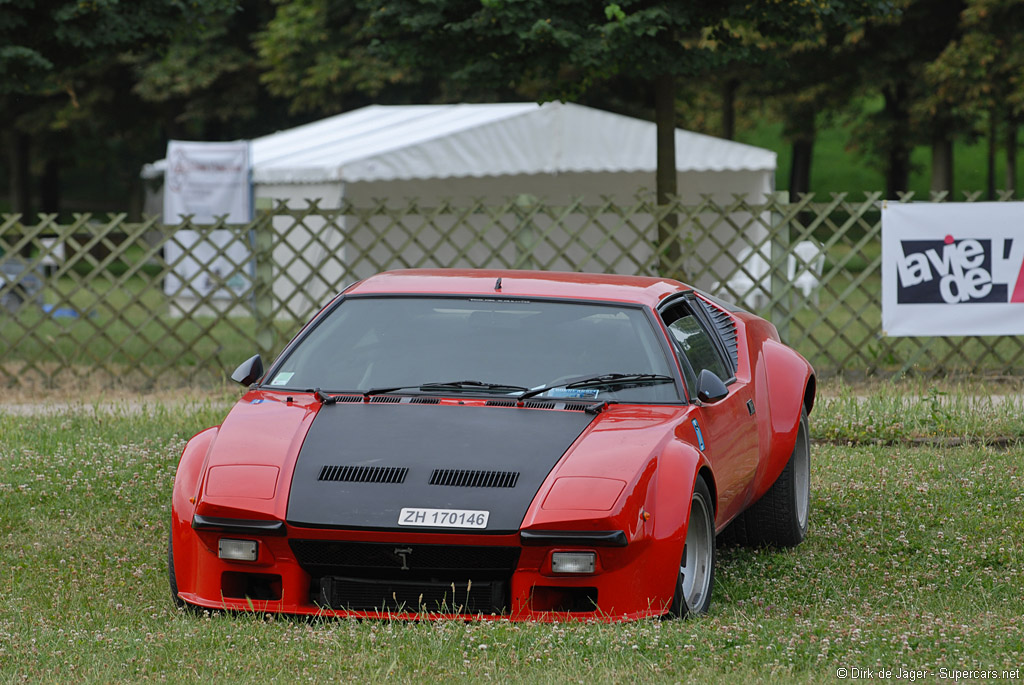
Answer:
[173, 519, 668, 622]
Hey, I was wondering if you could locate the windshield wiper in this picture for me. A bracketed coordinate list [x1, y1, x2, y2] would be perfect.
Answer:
[363, 380, 530, 397]
[518, 373, 676, 401]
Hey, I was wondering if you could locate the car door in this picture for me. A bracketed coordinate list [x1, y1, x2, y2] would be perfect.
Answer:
[660, 295, 759, 526]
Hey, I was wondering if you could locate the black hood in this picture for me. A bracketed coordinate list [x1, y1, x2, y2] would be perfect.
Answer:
[286, 402, 595, 532]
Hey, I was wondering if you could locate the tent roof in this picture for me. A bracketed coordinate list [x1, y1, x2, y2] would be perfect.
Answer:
[142, 102, 776, 185]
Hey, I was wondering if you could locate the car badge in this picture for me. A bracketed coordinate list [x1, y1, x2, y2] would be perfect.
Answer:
[692, 419, 705, 451]
[394, 547, 413, 570]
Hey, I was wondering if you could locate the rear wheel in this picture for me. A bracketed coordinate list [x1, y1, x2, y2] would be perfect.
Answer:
[668, 477, 715, 618]
[736, 407, 810, 547]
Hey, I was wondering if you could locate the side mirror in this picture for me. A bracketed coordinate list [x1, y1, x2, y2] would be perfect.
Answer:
[230, 354, 264, 386]
[695, 368, 728, 404]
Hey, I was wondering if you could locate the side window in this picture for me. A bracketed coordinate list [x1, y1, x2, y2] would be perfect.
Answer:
[664, 307, 730, 388]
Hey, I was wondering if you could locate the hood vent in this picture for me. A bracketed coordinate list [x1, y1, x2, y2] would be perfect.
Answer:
[485, 399, 516, 407]
[318, 465, 408, 484]
[410, 397, 440, 404]
[429, 469, 520, 488]
[563, 402, 590, 412]
[334, 395, 362, 403]
[371, 395, 402, 404]
[523, 400, 555, 409]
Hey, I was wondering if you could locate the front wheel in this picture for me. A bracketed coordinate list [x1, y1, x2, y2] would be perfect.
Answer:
[168, 523, 185, 608]
[668, 477, 715, 618]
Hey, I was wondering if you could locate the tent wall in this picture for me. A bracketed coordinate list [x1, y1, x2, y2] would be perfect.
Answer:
[253, 169, 772, 310]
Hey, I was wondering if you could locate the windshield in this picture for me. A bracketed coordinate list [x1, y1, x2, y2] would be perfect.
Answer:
[266, 296, 681, 402]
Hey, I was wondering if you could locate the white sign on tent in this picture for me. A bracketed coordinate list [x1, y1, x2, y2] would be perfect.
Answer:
[162, 140, 253, 302]
[881, 202, 1024, 336]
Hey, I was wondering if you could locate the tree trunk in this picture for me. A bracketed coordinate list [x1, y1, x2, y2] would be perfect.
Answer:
[721, 78, 738, 141]
[789, 139, 814, 203]
[883, 83, 911, 198]
[930, 137, 953, 198]
[40, 157, 61, 214]
[786, 104, 816, 202]
[655, 73, 682, 279]
[8, 132, 32, 216]
[986, 109, 997, 200]
[1006, 122, 1018, 195]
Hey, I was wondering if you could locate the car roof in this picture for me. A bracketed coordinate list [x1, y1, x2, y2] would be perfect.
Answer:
[345, 269, 687, 308]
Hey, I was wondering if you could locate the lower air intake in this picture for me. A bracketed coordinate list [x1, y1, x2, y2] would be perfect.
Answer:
[317, 576, 508, 615]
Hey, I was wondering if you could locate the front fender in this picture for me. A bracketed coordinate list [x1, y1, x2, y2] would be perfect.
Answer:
[170, 426, 219, 597]
[649, 441, 713, 607]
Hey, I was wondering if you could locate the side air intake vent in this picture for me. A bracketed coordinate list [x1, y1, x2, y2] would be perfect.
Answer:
[698, 299, 739, 372]
[318, 465, 408, 484]
[429, 469, 519, 488]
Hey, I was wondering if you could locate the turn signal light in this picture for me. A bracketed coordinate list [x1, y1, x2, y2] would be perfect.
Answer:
[551, 551, 596, 574]
[218, 538, 258, 562]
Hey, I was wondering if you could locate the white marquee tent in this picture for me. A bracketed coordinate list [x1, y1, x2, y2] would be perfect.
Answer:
[143, 102, 777, 315]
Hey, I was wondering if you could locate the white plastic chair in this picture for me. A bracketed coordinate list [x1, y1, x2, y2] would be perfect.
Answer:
[713, 245, 771, 310]
[787, 240, 825, 304]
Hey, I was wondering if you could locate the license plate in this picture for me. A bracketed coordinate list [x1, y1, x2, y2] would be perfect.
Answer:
[398, 507, 489, 529]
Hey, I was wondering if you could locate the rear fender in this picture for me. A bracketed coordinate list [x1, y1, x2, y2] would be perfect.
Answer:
[753, 338, 815, 501]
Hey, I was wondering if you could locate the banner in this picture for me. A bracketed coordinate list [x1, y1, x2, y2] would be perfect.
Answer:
[882, 202, 1024, 336]
[163, 140, 251, 223]
[162, 140, 253, 301]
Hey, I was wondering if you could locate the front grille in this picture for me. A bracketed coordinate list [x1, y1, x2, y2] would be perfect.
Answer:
[317, 576, 508, 615]
[317, 465, 408, 484]
[429, 468, 519, 488]
[289, 540, 520, 578]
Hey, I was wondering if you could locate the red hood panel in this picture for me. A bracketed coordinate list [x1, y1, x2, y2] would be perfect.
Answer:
[521, 404, 692, 529]
[194, 394, 319, 520]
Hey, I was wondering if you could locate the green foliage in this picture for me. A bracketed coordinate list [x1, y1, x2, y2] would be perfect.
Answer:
[254, 0, 412, 114]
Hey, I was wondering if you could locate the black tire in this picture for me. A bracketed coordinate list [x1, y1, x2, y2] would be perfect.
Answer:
[738, 407, 810, 548]
[168, 524, 186, 608]
[667, 477, 716, 618]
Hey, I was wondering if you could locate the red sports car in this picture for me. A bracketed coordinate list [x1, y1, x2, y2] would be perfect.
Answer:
[169, 269, 814, 620]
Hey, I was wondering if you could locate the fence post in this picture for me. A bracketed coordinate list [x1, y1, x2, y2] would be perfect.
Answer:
[513, 194, 538, 269]
[251, 205, 276, 363]
[769, 191, 791, 342]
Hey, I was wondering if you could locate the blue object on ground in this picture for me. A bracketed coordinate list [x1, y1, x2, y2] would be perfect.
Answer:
[42, 304, 80, 318]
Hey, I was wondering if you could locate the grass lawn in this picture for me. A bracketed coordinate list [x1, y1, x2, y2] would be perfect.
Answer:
[0, 388, 1022, 682]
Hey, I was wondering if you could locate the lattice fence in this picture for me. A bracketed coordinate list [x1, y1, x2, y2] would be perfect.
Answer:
[2, 193, 1022, 390]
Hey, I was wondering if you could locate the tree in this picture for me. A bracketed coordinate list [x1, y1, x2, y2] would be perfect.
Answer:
[0, 0, 237, 214]
[922, 0, 1024, 197]
[357, 0, 896, 276]
[842, 0, 965, 198]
